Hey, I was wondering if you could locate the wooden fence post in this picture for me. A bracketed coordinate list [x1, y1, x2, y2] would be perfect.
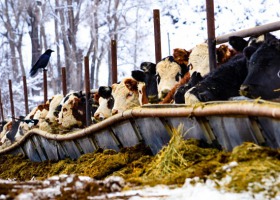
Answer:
[8, 80, 15, 122]
[153, 9, 162, 64]
[61, 67, 67, 96]
[111, 40, 117, 84]
[206, 0, 217, 72]
[84, 56, 91, 126]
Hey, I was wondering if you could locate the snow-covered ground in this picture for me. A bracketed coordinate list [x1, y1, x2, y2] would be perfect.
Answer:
[2, 172, 280, 200]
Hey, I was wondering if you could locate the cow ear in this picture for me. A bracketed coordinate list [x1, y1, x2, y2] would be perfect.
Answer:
[111, 83, 118, 92]
[131, 70, 145, 82]
[124, 78, 138, 92]
[98, 86, 112, 99]
[140, 62, 156, 74]
[229, 36, 248, 52]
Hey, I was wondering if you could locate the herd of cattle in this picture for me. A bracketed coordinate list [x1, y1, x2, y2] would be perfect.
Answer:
[0, 32, 280, 149]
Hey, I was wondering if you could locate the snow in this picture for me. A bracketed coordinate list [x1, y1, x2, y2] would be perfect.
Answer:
[1, 173, 279, 200]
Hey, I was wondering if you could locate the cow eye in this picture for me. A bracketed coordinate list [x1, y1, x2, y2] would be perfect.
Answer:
[127, 92, 133, 97]
[175, 73, 181, 82]
[155, 74, 161, 84]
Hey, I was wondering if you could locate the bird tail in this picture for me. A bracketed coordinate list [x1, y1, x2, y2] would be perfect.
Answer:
[29, 68, 38, 77]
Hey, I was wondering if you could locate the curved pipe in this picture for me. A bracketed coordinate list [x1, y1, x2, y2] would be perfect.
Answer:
[1, 100, 280, 154]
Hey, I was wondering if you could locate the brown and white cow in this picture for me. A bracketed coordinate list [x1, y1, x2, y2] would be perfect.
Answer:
[57, 91, 87, 130]
[111, 78, 140, 115]
[188, 43, 236, 77]
[156, 56, 189, 100]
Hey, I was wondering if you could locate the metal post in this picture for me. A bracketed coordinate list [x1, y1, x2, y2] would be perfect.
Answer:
[206, 0, 217, 72]
[111, 40, 117, 84]
[153, 9, 162, 63]
[8, 80, 15, 122]
[0, 89, 4, 121]
[43, 70, 48, 103]
[61, 67, 67, 96]
[22, 76, 29, 115]
[84, 56, 91, 126]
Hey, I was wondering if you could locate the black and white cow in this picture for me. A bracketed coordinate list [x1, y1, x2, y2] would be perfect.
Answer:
[174, 72, 204, 104]
[94, 86, 114, 120]
[131, 62, 159, 103]
[156, 56, 189, 100]
[240, 35, 280, 100]
[184, 53, 248, 105]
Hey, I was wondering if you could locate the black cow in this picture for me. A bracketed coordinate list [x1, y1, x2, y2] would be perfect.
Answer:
[174, 72, 203, 104]
[131, 62, 159, 103]
[240, 36, 280, 99]
[184, 53, 248, 105]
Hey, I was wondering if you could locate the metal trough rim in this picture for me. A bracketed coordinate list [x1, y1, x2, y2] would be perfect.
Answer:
[1, 100, 280, 154]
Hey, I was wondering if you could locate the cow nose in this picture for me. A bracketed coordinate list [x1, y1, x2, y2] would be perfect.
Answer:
[112, 109, 118, 115]
[160, 89, 170, 99]
[94, 113, 105, 121]
[240, 85, 249, 96]
[148, 95, 160, 103]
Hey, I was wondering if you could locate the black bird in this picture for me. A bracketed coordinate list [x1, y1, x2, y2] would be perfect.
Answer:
[30, 49, 54, 77]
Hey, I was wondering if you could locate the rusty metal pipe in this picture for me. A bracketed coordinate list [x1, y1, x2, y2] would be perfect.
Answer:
[153, 9, 162, 63]
[111, 40, 117, 84]
[206, 0, 217, 72]
[22, 76, 29, 115]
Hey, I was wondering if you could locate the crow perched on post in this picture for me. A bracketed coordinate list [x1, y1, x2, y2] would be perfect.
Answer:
[29, 49, 54, 77]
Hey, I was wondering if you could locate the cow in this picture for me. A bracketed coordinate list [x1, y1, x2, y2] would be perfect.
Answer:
[156, 56, 189, 100]
[174, 71, 204, 104]
[56, 91, 87, 130]
[0, 117, 25, 147]
[188, 43, 236, 77]
[240, 35, 280, 100]
[229, 33, 276, 53]
[111, 78, 140, 115]
[131, 62, 159, 103]
[182, 33, 278, 105]
[94, 86, 114, 121]
[184, 53, 248, 105]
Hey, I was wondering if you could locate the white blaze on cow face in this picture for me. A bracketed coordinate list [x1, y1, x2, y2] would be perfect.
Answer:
[156, 57, 182, 100]
[94, 96, 113, 120]
[137, 82, 149, 106]
[111, 78, 140, 115]
[45, 94, 64, 124]
[184, 87, 200, 106]
[189, 43, 210, 77]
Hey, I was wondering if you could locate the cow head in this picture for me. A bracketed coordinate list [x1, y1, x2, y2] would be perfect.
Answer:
[216, 44, 237, 65]
[173, 48, 191, 66]
[111, 78, 140, 115]
[131, 62, 159, 103]
[45, 94, 64, 124]
[240, 35, 280, 100]
[188, 43, 210, 77]
[94, 86, 114, 121]
[174, 71, 203, 104]
[156, 56, 188, 100]
[57, 92, 87, 129]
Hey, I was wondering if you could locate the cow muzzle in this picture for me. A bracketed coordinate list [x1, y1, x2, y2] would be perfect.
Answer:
[239, 84, 249, 97]
[159, 89, 170, 100]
